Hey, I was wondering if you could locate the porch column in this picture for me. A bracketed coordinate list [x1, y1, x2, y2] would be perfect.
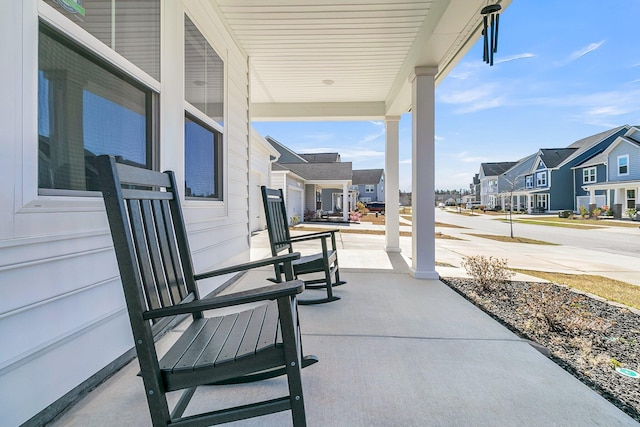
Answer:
[343, 182, 349, 222]
[527, 194, 532, 213]
[385, 116, 401, 253]
[410, 66, 438, 280]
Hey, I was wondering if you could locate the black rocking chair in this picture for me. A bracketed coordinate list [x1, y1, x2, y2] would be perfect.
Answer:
[97, 155, 317, 426]
[261, 186, 345, 305]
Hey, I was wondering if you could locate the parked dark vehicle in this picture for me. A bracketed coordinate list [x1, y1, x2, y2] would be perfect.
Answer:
[366, 202, 385, 214]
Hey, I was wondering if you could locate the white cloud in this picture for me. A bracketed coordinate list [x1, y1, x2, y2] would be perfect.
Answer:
[566, 40, 605, 62]
[494, 53, 535, 64]
[359, 130, 385, 144]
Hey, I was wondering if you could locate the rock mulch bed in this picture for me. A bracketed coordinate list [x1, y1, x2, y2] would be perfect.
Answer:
[441, 277, 640, 422]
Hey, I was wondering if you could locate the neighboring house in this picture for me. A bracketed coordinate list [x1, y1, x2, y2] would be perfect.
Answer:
[470, 173, 480, 204]
[579, 126, 640, 217]
[496, 126, 631, 213]
[479, 162, 517, 208]
[352, 169, 385, 204]
[266, 136, 355, 222]
[249, 129, 281, 232]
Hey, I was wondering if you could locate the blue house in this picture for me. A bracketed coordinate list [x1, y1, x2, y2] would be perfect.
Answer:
[352, 169, 385, 204]
[500, 126, 631, 213]
[579, 126, 640, 218]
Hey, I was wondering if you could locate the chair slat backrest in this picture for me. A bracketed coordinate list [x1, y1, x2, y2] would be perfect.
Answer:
[97, 155, 201, 335]
[261, 186, 293, 256]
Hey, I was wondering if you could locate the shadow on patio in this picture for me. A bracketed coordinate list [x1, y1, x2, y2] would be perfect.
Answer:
[51, 231, 636, 426]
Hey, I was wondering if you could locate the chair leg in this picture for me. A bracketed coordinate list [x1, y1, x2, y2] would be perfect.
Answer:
[298, 265, 341, 305]
[277, 297, 308, 427]
[333, 262, 346, 286]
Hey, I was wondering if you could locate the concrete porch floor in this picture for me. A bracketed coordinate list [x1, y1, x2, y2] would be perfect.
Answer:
[52, 273, 637, 426]
[50, 225, 639, 426]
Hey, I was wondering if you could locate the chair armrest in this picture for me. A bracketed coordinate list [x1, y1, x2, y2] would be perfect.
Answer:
[143, 280, 304, 320]
[292, 229, 339, 239]
[193, 252, 300, 281]
[285, 233, 332, 244]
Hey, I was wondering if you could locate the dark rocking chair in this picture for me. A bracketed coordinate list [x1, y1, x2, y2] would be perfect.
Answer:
[97, 155, 317, 427]
[261, 186, 346, 305]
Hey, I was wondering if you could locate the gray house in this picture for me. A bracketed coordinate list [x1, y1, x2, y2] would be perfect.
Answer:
[266, 136, 355, 221]
[352, 169, 385, 203]
[479, 162, 517, 208]
[497, 126, 631, 213]
[579, 126, 640, 217]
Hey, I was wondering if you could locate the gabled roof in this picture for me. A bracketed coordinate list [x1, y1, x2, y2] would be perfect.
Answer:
[554, 125, 630, 169]
[278, 162, 353, 181]
[265, 136, 308, 164]
[480, 162, 517, 177]
[573, 152, 607, 169]
[299, 153, 340, 163]
[352, 169, 384, 185]
[538, 148, 577, 168]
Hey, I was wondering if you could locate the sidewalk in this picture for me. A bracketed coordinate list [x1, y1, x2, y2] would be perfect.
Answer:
[289, 213, 640, 286]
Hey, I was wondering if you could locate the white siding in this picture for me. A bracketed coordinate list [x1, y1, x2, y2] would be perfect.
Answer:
[249, 129, 276, 232]
[0, 1, 251, 425]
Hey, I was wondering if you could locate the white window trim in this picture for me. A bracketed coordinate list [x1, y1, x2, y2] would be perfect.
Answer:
[583, 167, 597, 184]
[21, 3, 161, 213]
[536, 171, 547, 186]
[618, 154, 629, 176]
[182, 11, 228, 211]
[525, 175, 533, 189]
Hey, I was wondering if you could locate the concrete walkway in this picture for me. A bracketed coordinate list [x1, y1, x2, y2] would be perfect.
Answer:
[50, 219, 640, 426]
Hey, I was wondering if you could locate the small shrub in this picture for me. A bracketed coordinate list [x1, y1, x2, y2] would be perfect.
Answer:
[461, 255, 515, 292]
[627, 208, 637, 219]
[579, 206, 589, 219]
[592, 208, 602, 219]
[290, 215, 300, 226]
[518, 283, 613, 336]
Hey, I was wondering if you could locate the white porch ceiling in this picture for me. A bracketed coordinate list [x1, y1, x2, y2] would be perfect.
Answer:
[214, 0, 510, 120]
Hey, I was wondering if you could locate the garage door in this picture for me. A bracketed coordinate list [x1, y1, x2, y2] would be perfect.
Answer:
[286, 185, 304, 224]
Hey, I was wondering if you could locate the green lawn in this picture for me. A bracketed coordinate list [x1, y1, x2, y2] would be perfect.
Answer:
[513, 269, 640, 310]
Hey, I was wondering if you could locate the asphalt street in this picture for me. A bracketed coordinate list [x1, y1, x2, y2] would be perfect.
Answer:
[435, 208, 640, 257]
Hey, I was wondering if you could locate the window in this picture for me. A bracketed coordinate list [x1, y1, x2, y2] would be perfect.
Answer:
[627, 189, 636, 209]
[185, 16, 224, 125]
[185, 114, 221, 199]
[536, 171, 547, 186]
[184, 16, 224, 200]
[583, 167, 597, 183]
[618, 155, 629, 176]
[525, 175, 533, 189]
[44, 0, 160, 80]
[365, 185, 375, 193]
[38, 23, 154, 194]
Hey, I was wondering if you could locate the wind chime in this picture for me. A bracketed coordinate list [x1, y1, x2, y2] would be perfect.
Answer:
[481, 3, 502, 66]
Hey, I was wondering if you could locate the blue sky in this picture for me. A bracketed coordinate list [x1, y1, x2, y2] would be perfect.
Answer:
[253, 1, 640, 192]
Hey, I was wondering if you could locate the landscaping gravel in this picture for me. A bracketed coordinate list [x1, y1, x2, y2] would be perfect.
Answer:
[441, 277, 640, 422]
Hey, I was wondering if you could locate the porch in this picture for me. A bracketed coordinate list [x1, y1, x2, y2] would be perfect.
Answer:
[50, 230, 637, 426]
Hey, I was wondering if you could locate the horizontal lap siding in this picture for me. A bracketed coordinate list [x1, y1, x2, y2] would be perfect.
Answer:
[608, 143, 640, 181]
[0, 1, 252, 425]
